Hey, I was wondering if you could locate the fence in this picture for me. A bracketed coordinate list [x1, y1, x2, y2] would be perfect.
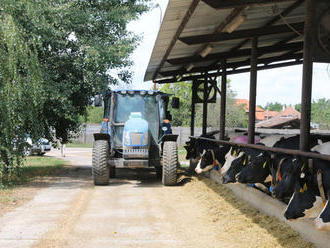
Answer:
[71, 124, 330, 146]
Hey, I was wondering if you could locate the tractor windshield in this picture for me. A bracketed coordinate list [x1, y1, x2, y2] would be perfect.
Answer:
[112, 93, 159, 147]
[115, 94, 158, 124]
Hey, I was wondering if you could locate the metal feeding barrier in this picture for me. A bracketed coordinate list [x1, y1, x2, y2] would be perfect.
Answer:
[190, 136, 330, 162]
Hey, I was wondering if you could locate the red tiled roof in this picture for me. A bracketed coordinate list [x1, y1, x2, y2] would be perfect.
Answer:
[256, 107, 301, 128]
[235, 99, 264, 112]
[235, 99, 279, 121]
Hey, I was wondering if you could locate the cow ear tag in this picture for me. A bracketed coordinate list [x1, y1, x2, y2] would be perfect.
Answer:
[303, 183, 308, 191]
[243, 158, 247, 165]
[233, 149, 237, 156]
[263, 161, 267, 168]
[300, 183, 308, 192]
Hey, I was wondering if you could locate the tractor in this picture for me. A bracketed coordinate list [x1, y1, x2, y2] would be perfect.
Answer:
[92, 90, 180, 186]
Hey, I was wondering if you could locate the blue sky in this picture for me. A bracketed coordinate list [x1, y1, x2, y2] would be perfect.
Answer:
[121, 0, 330, 107]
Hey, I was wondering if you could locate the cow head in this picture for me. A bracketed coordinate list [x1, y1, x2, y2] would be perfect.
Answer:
[222, 153, 248, 184]
[185, 134, 219, 162]
[236, 151, 271, 184]
[273, 157, 301, 199]
[315, 193, 330, 231]
[284, 182, 317, 220]
[284, 163, 319, 220]
[195, 149, 214, 174]
[195, 145, 230, 174]
[221, 146, 242, 175]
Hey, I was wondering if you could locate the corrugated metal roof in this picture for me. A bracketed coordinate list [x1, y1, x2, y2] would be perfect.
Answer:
[144, 0, 305, 82]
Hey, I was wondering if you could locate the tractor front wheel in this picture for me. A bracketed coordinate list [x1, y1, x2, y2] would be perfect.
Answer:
[162, 141, 178, 186]
[92, 140, 110, 185]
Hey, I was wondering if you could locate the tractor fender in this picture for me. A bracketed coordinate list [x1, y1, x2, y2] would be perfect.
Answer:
[93, 133, 110, 141]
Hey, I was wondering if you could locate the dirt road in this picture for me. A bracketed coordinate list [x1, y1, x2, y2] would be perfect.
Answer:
[0, 148, 313, 248]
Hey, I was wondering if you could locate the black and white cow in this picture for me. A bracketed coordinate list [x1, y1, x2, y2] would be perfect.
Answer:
[184, 131, 221, 163]
[235, 151, 273, 184]
[236, 135, 329, 191]
[195, 144, 231, 174]
[222, 146, 265, 184]
[274, 141, 330, 200]
[284, 158, 330, 231]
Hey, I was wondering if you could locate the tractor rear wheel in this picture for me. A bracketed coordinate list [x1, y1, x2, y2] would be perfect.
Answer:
[92, 140, 110, 185]
[162, 141, 178, 186]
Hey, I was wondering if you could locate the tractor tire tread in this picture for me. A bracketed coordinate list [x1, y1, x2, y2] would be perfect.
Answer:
[92, 140, 109, 185]
[162, 141, 178, 186]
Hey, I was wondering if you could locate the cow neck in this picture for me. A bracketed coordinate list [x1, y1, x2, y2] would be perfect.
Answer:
[270, 157, 285, 187]
[276, 157, 286, 184]
[210, 149, 221, 168]
[317, 170, 327, 207]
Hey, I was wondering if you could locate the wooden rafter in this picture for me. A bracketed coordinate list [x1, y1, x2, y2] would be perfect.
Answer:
[202, 0, 296, 9]
[167, 42, 303, 65]
[179, 22, 304, 45]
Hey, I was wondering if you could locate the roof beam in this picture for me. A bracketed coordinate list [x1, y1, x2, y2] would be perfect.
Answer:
[179, 22, 304, 45]
[156, 60, 303, 84]
[202, 0, 296, 9]
[160, 52, 303, 77]
[167, 42, 303, 65]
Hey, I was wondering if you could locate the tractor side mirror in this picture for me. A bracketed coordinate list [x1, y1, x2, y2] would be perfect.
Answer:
[171, 97, 180, 109]
[94, 95, 102, 107]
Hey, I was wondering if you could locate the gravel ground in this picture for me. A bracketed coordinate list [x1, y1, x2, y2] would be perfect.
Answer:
[0, 148, 314, 248]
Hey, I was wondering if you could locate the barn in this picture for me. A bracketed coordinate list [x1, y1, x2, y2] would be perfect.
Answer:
[144, 0, 330, 246]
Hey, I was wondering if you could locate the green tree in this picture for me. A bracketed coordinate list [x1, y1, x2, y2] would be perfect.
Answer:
[311, 98, 330, 129]
[159, 79, 248, 128]
[0, 0, 150, 183]
[0, 1, 46, 180]
[159, 82, 194, 126]
[264, 102, 283, 112]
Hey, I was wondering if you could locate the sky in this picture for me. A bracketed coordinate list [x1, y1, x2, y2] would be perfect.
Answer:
[119, 0, 330, 107]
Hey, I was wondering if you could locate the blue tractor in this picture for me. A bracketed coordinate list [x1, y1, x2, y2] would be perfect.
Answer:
[92, 90, 180, 186]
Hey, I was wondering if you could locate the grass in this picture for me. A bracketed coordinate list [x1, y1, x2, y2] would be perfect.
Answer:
[66, 143, 93, 148]
[1, 156, 68, 187]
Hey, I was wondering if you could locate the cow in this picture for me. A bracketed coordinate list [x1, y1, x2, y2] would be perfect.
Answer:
[235, 151, 273, 184]
[184, 131, 221, 163]
[236, 135, 330, 192]
[284, 158, 330, 230]
[274, 140, 330, 200]
[222, 146, 265, 184]
[195, 144, 231, 174]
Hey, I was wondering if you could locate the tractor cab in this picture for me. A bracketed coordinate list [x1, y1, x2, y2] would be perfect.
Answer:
[92, 90, 179, 186]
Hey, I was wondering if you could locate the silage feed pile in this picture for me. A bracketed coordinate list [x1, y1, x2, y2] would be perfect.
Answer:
[178, 176, 314, 248]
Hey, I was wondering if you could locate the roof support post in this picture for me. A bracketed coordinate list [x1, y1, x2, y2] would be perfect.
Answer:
[248, 37, 258, 144]
[202, 77, 208, 135]
[220, 60, 227, 140]
[190, 81, 196, 137]
[300, 0, 315, 152]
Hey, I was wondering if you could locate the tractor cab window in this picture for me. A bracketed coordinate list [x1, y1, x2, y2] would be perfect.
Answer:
[114, 94, 159, 144]
[115, 94, 157, 123]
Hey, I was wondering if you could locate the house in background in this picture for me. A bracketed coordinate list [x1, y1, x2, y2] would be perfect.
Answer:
[235, 99, 278, 123]
[256, 106, 301, 129]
